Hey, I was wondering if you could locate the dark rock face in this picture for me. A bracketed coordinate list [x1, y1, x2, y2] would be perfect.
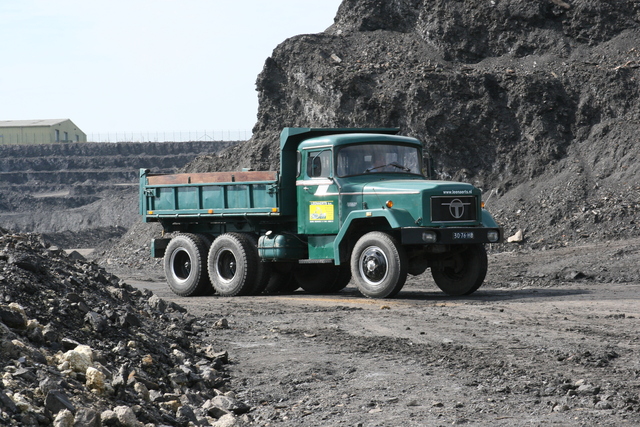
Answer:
[334, 0, 639, 60]
[185, 0, 640, 247]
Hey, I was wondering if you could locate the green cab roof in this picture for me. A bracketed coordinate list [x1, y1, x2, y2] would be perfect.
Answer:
[280, 127, 421, 152]
[297, 132, 422, 150]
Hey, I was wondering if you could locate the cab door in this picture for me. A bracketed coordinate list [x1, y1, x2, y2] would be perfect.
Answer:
[296, 149, 340, 235]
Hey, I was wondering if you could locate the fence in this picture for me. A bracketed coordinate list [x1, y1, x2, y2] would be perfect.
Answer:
[88, 129, 252, 143]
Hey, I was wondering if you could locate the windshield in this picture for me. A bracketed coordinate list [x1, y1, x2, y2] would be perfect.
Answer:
[336, 143, 422, 177]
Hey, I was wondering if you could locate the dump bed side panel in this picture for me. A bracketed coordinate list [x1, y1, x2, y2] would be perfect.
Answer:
[140, 169, 281, 222]
[147, 171, 278, 185]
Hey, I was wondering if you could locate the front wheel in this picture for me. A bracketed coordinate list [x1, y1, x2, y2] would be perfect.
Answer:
[431, 244, 487, 296]
[350, 232, 407, 298]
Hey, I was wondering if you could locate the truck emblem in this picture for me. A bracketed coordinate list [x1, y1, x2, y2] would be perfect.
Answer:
[443, 198, 470, 219]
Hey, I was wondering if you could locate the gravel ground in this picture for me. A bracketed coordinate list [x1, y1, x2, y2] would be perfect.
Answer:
[121, 238, 640, 426]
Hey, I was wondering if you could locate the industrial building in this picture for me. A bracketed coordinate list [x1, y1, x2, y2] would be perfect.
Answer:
[0, 119, 87, 145]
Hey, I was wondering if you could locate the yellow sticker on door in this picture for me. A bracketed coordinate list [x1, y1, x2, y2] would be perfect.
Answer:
[309, 201, 334, 222]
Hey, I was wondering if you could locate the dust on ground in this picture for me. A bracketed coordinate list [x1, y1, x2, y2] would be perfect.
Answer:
[123, 238, 640, 426]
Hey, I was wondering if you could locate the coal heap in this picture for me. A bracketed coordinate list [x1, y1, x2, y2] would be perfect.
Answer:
[185, 0, 640, 248]
[0, 228, 249, 426]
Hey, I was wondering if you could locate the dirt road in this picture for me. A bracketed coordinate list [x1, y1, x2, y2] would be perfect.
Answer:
[124, 240, 640, 426]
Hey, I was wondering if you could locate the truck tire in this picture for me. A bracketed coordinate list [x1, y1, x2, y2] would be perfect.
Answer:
[164, 233, 210, 297]
[240, 233, 271, 295]
[295, 264, 351, 294]
[193, 233, 215, 295]
[326, 264, 351, 293]
[431, 244, 487, 296]
[207, 233, 260, 297]
[351, 232, 407, 298]
[263, 263, 300, 294]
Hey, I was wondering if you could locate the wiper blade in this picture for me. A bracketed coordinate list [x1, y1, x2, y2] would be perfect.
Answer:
[389, 162, 410, 171]
[365, 162, 410, 173]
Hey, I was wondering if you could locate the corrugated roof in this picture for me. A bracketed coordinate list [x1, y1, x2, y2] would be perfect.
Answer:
[0, 119, 70, 127]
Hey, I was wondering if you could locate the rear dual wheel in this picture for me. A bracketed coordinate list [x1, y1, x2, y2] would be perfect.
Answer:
[164, 233, 213, 296]
[207, 233, 269, 297]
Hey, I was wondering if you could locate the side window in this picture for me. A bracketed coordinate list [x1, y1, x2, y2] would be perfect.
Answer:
[307, 150, 332, 178]
[296, 151, 301, 177]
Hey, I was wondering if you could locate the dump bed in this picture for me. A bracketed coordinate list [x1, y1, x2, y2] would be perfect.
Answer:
[139, 168, 282, 222]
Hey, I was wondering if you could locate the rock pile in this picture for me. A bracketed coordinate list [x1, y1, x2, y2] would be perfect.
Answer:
[0, 228, 249, 426]
[91, 223, 165, 280]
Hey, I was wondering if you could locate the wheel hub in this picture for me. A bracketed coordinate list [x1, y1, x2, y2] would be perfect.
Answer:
[360, 247, 388, 284]
[171, 249, 192, 282]
[217, 250, 237, 281]
[365, 258, 378, 273]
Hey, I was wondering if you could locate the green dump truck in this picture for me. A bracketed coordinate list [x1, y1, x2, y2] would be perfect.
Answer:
[140, 127, 502, 298]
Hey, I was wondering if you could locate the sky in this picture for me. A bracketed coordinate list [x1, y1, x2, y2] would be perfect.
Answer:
[0, 0, 342, 140]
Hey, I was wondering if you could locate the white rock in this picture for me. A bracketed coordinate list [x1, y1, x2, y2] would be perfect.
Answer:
[10, 392, 33, 412]
[75, 344, 93, 361]
[26, 318, 44, 330]
[8, 302, 26, 317]
[86, 367, 106, 393]
[211, 413, 238, 427]
[507, 229, 524, 243]
[330, 54, 343, 63]
[114, 405, 144, 427]
[61, 345, 93, 373]
[53, 409, 75, 427]
[100, 409, 117, 424]
[134, 382, 150, 402]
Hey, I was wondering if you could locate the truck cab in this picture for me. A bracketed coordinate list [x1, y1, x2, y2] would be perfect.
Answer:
[296, 133, 423, 234]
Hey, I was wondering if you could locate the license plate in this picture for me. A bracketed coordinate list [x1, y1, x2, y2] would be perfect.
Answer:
[453, 232, 474, 240]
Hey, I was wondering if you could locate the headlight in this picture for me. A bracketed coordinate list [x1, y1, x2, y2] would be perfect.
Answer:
[422, 231, 437, 243]
[487, 230, 499, 242]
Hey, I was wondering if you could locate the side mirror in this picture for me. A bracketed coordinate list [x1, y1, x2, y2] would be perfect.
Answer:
[423, 154, 434, 179]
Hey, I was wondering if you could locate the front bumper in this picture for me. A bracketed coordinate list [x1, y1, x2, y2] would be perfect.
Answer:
[400, 227, 503, 245]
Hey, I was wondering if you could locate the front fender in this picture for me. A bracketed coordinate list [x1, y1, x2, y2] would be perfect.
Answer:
[332, 208, 416, 264]
[481, 209, 500, 228]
